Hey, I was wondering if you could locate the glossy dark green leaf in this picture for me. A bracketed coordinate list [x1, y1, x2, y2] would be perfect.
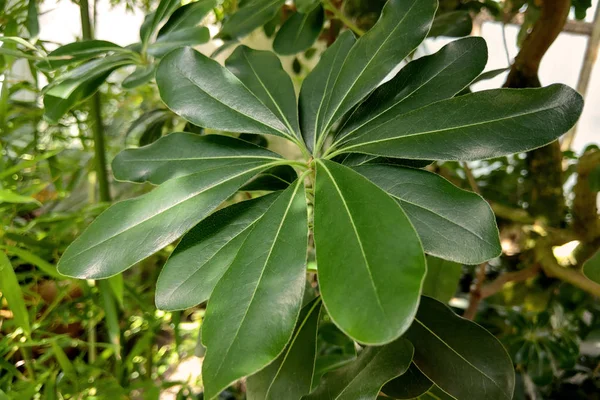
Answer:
[421, 256, 462, 303]
[113, 132, 281, 185]
[405, 296, 515, 400]
[273, 6, 324, 56]
[148, 26, 210, 57]
[299, 31, 356, 153]
[382, 363, 433, 399]
[57, 163, 272, 279]
[263, 9, 281, 37]
[26, 0, 39, 38]
[242, 165, 297, 191]
[428, 11, 472, 38]
[303, 338, 414, 400]
[122, 64, 155, 89]
[38, 40, 125, 71]
[140, 0, 181, 46]
[338, 37, 487, 141]
[202, 178, 308, 399]
[156, 194, 278, 310]
[335, 153, 432, 169]
[125, 109, 170, 143]
[354, 164, 500, 264]
[314, 160, 425, 344]
[158, 0, 217, 36]
[247, 298, 322, 400]
[295, 0, 319, 13]
[337, 85, 583, 161]
[43, 54, 133, 123]
[315, 0, 436, 146]
[225, 46, 300, 138]
[583, 250, 600, 284]
[156, 47, 293, 140]
[218, 0, 285, 40]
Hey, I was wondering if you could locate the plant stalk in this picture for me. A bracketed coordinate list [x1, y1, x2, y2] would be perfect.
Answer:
[322, 0, 365, 37]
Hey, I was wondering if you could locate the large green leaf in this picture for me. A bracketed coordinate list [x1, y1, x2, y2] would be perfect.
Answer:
[428, 11, 472, 38]
[421, 256, 462, 303]
[225, 46, 300, 138]
[337, 37, 487, 141]
[155, 194, 278, 310]
[314, 160, 425, 344]
[273, 6, 324, 56]
[202, 178, 308, 399]
[158, 0, 217, 36]
[354, 164, 500, 264]
[218, 0, 285, 40]
[156, 48, 293, 140]
[336, 85, 583, 161]
[113, 132, 282, 185]
[299, 31, 355, 153]
[148, 26, 210, 57]
[57, 163, 272, 279]
[303, 338, 414, 400]
[43, 54, 133, 123]
[382, 363, 433, 399]
[0, 252, 30, 335]
[37, 40, 126, 71]
[315, 0, 436, 147]
[247, 298, 322, 400]
[405, 296, 515, 400]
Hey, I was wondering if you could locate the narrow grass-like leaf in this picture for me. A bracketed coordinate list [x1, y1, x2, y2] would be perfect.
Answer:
[406, 296, 515, 400]
[247, 298, 322, 400]
[37, 40, 126, 71]
[354, 164, 501, 264]
[202, 178, 308, 399]
[314, 160, 425, 344]
[113, 132, 282, 185]
[156, 194, 279, 310]
[303, 338, 414, 400]
[0, 252, 30, 335]
[57, 163, 273, 279]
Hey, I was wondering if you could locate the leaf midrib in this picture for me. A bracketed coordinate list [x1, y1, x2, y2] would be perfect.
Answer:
[415, 318, 510, 399]
[317, 160, 387, 318]
[342, 94, 563, 151]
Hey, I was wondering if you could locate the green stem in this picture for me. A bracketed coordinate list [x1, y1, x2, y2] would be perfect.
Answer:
[321, 0, 365, 37]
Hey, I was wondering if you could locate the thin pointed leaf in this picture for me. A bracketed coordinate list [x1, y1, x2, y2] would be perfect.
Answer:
[37, 40, 126, 71]
[156, 47, 292, 139]
[354, 164, 501, 264]
[338, 37, 487, 141]
[247, 298, 322, 400]
[303, 338, 414, 400]
[57, 163, 273, 279]
[26, 0, 39, 38]
[218, 0, 285, 40]
[112, 132, 282, 185]
[405, 296, 515, 400]
[338, 85, 584, 161]
[299, 31, 356, 153]
[158, 0, 217, 36]
[314, 160, 425, 345]
[318, 0, 437, 141]
[273, 6, 324, 56]
[141, 0, 181, 46]
[202, 178, 308, 399]
[156, 194, 279, 310]
[382, 363, 433, 399]
[148, 26, 210, 57]
[226, 46, 300, 138]
[0, 252, 30, 335]
[122, 64, 155, 89]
